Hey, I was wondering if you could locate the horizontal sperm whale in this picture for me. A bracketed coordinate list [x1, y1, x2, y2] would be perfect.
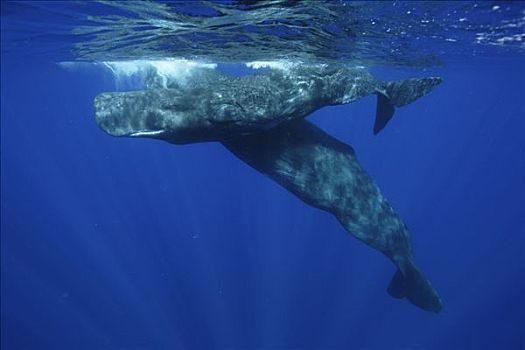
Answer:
[93, 64, 443, 312]
[95, 65, 441, 143]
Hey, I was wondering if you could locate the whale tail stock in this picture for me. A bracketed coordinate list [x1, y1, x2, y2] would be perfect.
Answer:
[374, 77, 442, 135]
[387, 257, 443, 313]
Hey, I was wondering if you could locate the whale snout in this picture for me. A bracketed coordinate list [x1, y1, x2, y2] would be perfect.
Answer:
[94, 93, 130, 136]
[94, 91, 167, 138]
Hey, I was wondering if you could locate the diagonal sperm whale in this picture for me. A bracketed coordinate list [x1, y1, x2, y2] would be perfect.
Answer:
[223, 119, 442, 312]
[94, 64, 443, 312]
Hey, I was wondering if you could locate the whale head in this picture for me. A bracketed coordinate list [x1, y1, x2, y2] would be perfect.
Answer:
[94, 90, 170, 138]
[94, 89, 216, 144]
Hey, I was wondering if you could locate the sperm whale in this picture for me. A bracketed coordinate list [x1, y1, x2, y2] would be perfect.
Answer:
[223, 119, 442, 312]
[95, 65, 441, 143]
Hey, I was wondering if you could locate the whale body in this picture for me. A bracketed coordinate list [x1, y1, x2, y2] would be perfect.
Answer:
[94, 64, 443, 312]
[95, 65, 441, 143]
[223, 120, 442, 312]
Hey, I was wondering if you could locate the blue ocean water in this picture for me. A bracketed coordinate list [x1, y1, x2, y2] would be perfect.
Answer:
[1, 1, 524, 350]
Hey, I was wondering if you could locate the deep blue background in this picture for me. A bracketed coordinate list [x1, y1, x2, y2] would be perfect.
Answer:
[1, 54, 524, 349]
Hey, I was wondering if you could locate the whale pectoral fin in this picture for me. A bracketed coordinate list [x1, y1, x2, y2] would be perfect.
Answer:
[374, 93, 395, 135]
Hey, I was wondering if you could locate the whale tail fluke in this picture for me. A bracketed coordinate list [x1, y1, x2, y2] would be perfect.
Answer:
[374, 77, 442, 134]
[387, 258, 443, 313]
[374, 93, 396, 134]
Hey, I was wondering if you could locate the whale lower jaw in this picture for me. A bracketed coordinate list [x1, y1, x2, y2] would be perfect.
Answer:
[128, 130, 166, 137]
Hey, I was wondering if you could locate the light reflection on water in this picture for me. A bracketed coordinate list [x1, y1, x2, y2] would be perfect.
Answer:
[1, 1, 524, 66]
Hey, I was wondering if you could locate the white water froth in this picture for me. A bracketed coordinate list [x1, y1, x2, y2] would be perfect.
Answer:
[245, 60, 298, 70]
[246, 60, 350, 72]
[60, 59, 217, 90]
[103, 59, 217, 90]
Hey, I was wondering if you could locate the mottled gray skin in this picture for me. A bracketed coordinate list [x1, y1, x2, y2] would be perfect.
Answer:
[96, 66, 374, 142]
[222, 120, 443, 313]
[95, 66, 441, 143]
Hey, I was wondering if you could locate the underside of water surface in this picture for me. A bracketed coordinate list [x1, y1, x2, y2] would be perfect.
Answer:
[2, 0, 524, 66]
